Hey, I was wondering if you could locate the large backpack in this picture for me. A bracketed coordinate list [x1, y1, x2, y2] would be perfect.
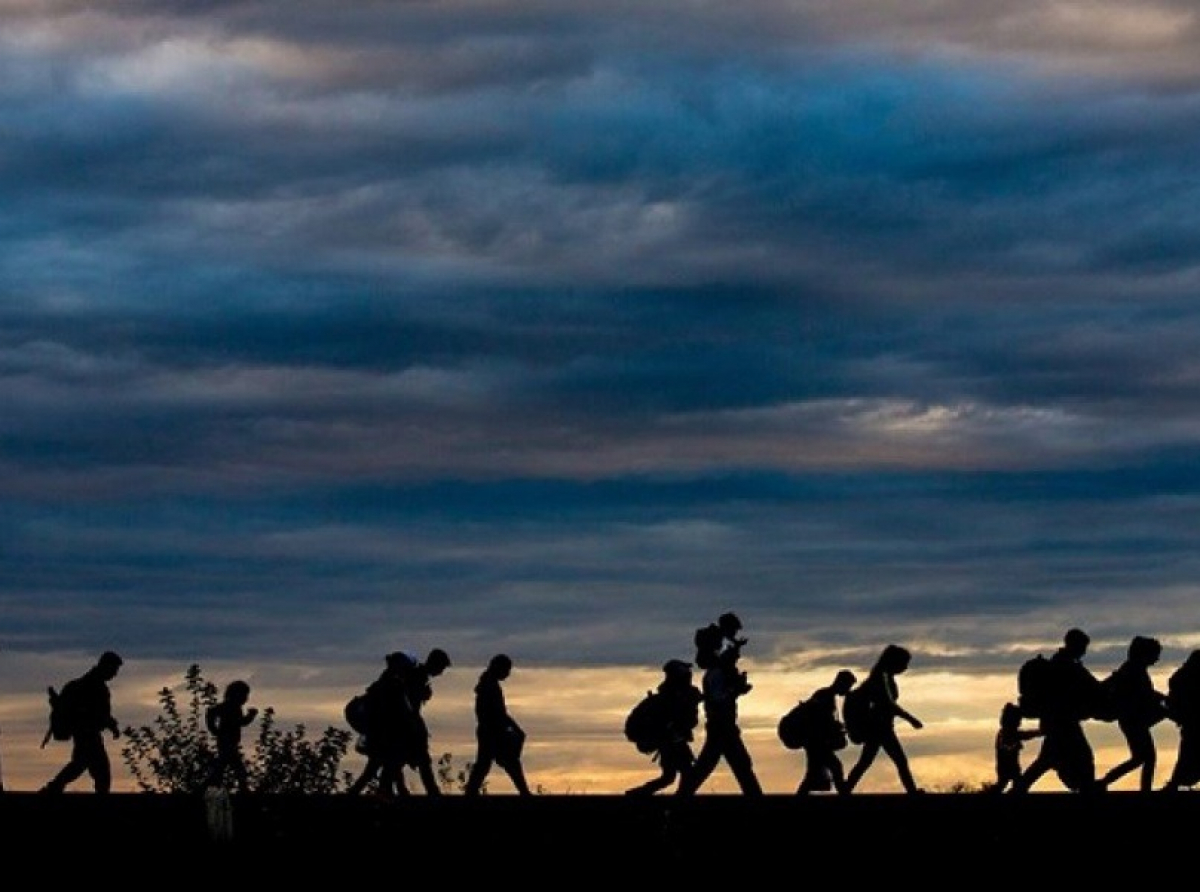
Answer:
[1168, 659, 1200, 724]
[1091, 671, 1120, 722]
[777, 701, 812, 750]
[343, 693, 371, 735]
[41, 679, 81, 748]
[624, 690, 668, 754]
[841, 685, 873, 745]
[1017, 654, 1054, 719]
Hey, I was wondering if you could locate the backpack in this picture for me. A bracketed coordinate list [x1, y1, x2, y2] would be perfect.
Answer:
[693, 624, 723, 669]
[1167, 659, 1200, 724]
[343, 693, 371, 735]
[841, 685, 873, 745]
[41, 679, 81, 748]
[777, 701, 812, 750]
[624, 690, 668, 754]
[1017, 654, 1053, 719]
[1091, 672, 1120, 722]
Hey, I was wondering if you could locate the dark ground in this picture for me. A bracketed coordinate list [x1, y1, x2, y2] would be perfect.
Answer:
[3, 790, 1190, 879]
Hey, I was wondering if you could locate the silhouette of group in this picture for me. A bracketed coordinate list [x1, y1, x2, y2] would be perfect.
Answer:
[346, 647, 454, 799]
[31, 621, 1200, 796]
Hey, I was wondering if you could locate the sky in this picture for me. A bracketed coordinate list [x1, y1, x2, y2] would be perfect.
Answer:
[3, 1, 1200, 794]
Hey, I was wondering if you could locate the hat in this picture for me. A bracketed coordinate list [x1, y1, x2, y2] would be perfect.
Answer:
[662, 659, 692, 675]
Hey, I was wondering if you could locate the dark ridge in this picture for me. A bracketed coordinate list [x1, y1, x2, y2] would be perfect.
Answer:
[4, 790, 1194, 878]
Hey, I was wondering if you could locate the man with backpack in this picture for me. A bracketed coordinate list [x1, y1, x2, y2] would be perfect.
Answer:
[625, 659, 703, 795]
[346, 651, 417, 799]
[676, 620, 762, 796]
[1010, 628, 1103, 794]
[40, 650, 124, 794]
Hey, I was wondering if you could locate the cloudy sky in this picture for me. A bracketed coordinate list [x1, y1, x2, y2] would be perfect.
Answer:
[3, 1, 1200, 794]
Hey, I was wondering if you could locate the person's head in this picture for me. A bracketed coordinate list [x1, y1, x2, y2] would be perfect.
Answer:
[717, 612, 743, 639]
[879, 644, 912, 674]
[97, 650, 123, 680]
[832, 669, 857, 695]
[1000, 701, 1023, 729]
[386, 651, 416, 673]
[663, 659, 693, 683]
[426, 648, 452, 676]
[487, 653, 513, 679]
[225, 680, 251, 705]
[1129, 635, 1162, 667]
[1063, 628, 1090, 659]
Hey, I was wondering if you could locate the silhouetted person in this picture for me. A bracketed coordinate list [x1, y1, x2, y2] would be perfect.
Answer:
[694, 612, 751, 693]
[626, 659, 703, 795]
[677, 632, 762, 796]
[1010, 628, 1103, 794]
[204, 679, 258, 794]
[1162, 649, 1200, 791]
[797, 669, 856, 795]
[992, 701, 1042, 794]
[464, 653, 532, 795]
[40, 650, 123, 794]
[844, 644, 924, 794]
[1098, 635, 1168, 791]
[347, 651, 416, 799]
[400, 647, 452, 795]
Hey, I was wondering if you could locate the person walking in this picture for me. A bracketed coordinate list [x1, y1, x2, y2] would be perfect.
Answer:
[400, 647, 452, 795]
[796, 669, 856, 795]
[1010, 628, 1104, 794]
[464, 653, 532, 795]
[992, 701, 1042, 794]
[843, 644, 924, 794]
[204, 679, 259, 794]
[676, 627, 762, 796]
[1161, 649, 1200, 791]
[347, 651, 417, 799]
[625, 659, 703, 795]
[1098, 635, 1169, 792]
[40, 650, 124, 794]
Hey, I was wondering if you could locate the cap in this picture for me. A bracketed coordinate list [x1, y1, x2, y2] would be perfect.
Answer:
[662, 659, 692, 675]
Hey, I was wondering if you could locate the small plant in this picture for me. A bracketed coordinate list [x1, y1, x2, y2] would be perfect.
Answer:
[121, 663, 352, 793]
[436, 751, 477, 793]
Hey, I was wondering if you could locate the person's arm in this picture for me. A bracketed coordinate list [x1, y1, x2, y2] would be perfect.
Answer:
[104, 688, 120, 737]
[885, 674, 922, 728]
[896, 706, 922, 728]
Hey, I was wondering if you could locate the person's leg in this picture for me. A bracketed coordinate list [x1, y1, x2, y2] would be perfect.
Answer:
[676, 732, 719, 795]
[501, 758, 532, 795]
[205, 753, 228, 789]
[416, 754, 440, 795]
[844, 741, 880, 792]
[724, 733, 762, 795]
[1010, 730, 1057, 794]
[232, 755, 251, 794]
[347, 756, 379, 795]
[881, 733, 920, 793]
[464, 738, 492, 796]
[797, 751, 822, 794]
[826, 752, 848, 794]
[88, 740, 112, 794]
